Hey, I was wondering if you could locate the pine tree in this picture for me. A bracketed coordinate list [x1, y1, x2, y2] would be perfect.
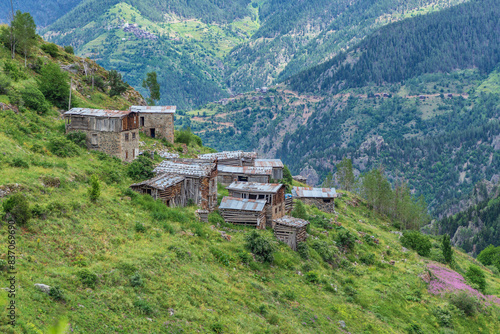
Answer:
[442, 234, 453, 264]
[142, 71, 160, 105]
[336, 158, 355, 191]
[88, 175, 101, 203]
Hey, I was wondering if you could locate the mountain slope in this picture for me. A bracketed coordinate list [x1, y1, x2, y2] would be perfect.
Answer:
[0, 1, 82, 27]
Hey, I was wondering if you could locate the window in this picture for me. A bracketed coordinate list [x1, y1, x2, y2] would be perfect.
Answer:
[91, 133, 98, 146]
[323, 199, 331, 203]
[125, 151, 128, 159]
[140, 117, 145, 126]
[249, 194, 257, 200]
[132, 149, 135, 159]
[238, 176, 248, 182]
[132, 132, 136, 140]
[258, 194, 265, 199]
[124, 133, 129, 141]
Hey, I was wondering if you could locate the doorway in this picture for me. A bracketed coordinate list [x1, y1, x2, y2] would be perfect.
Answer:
[150, 128, 156, 138]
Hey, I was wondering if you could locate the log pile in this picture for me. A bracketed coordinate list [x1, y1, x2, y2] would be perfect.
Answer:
[196, 209, 209, 223]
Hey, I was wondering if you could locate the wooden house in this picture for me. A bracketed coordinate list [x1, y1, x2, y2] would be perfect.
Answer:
[219, 196, 267, 229]
[226, 182, 286, 224]
[130, 173, 185, 206]
[153, 160, 218, 211]
[292, 186, 337, 213]
[64, 108, 139, 162]
[217, 165, 272, 185]
[130, 105, 175, 143]
[273, 216, 309, 250]
[254, 159, 284, 180]
[198, 151, 257, 166]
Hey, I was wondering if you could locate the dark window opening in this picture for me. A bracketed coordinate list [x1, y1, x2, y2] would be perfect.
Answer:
[140, 117, 145, 126]
[146, 189, 152, 195]
[238, 176, 248, 182]
[258, 194, 265, 199]
[249, 194, 257, 200]
[132, 132, 136, 140]
[124, 133, 129, 141]
[323, 199, 331, 203]
[125, 151, 128, 159]
[150, 128, 155, 138]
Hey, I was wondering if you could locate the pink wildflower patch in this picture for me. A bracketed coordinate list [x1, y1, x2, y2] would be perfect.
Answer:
[427, 263, 500, 306]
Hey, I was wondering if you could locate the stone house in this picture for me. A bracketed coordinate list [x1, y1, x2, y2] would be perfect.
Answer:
[254, 159, 284, 180]
[217, 165, 272, 186]
[292, 186, 338, 213]
[153, 160, 218, 211]
[226, 182, 286, 225]
[130, 105, 175, 143]
[64, 108, 139, 162]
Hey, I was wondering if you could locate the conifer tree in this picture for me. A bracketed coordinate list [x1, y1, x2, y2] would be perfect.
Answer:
[336, 158, 355, 191]
[442, 234, 453, 264]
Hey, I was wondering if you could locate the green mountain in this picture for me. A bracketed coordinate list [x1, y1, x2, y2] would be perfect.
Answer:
[0, 1, 82, 27]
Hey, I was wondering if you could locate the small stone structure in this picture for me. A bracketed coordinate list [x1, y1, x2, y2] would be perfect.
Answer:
[227, 182, 286, 225]
[219, 196, 267, 229]
[217, 165, 272, 186]
[273, 216, 309, 250]
[130, 105, 175, 143]
[64, 108, 139, 162]
[254, 159, 284, 180]
[292, 186, 338, 213]
[153, 160, 218, 211]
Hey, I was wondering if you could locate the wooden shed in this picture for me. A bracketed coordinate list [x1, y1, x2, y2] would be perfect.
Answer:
[273, 216, 309, 250]
[130, 173, 185, 206]
[292, 186, 337, 213]
[219, 196, 267, 229]
[198, 151, 257, 166]
[217, 165, 272, 186]
[153, 160, 218, 211]
[226, 182, 286, 225]
[254, 159, 284, 180]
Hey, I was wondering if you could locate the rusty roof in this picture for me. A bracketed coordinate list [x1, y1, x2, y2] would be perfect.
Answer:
[219, 196, 267, 212]
[130, 105, 176, 113]
[130, 173, 185, 190]
[254, 159, 284, 168]
[227, 182, 283, 193]
[274, 215, 310, 228]
[64, 108, 134, 118]
[154, 160, 216, 177]
[198, 151, 257, 160]
[292, 187, 337, 198]
[218, 165, 272, 175]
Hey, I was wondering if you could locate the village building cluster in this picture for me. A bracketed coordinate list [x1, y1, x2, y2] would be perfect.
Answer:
[64, 105, 338, 250]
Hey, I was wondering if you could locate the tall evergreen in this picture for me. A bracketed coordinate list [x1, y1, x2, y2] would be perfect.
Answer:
[442, 234, 453, 264]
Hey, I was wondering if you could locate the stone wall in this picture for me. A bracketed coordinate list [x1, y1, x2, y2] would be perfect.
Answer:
[139, 113, 174, 143]
[120, 129, 140, 162]
[300, 198, 335, 213]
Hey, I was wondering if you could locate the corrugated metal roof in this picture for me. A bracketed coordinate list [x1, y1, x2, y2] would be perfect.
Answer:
[274, 215, 310, 228]
[254, 159, 284, 168]
[130, 173, 185, 190]
[154, 160, 216, 177]
[227, 182, 283, 193]
[130, 105, 176, 114]
[198, 151, 257, 160]
[219, 196, 267, 212]
[292, 187, 337, 198]
[64, 108, 133, 118]
[218, 165, 272, 175]
[159, 152, 180, 159]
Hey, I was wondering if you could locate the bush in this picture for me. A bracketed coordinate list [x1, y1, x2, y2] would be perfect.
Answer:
[305, 271, 319, 283]
[66, 132, 87, 148]
[77, 269, 97, 288]
[108, 70, 128, 97]
[208, 210, 225, 225]
[297, 242, 309, 260]
[210, 247, 231, 266]
[64, 45, 74, 54]
[477, 245, 500, 271]
[448, 291, 482, 316]
[174, 127, 202, 146]
[3, 193, 31, 225]
[130, 272, 144, 287]
[434, 306, 453, 327]
[465, 265, 486, 293]
[360, 253, 375, 265]
[49, 286, 65, 301]
[38, 63, 70, 109]
[48, 137, 80, 157]
[127, 155, 153, 181]
[401, 231, 432, 257]
[134, 299, 153, 315]
[41, 43, 59, 57]
[21, 86, 50, 114]
[135, 222, 146, 233]
[336, 230, 356, 252]
[290, 200, 308, 220]
[88, 175, 100, 202]
[9, 157, 29, 168]
[310, 240, 337, 265]
[0, 73, 11, 94]
[3, 61, 25, 81]
[245, 230, 275, 263]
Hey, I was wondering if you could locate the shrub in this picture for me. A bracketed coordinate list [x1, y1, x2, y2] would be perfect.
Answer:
[477, 245, 500, 271]
[208, 211, 225, 225]
[237, 250, 252, 264]
[41, 43, 59, 57]
[38, 63, 70, 109]
[127, 155, 153, 181]
[134, 299, 153, 315]
[3, 61, 25, 81]
[10, 157, 29, 168]
[210, 322, 224, 333]
[77, 269, 97, 288]
[210, 247, 231, 266]
[48, 137, 80, 157]
[245, 230, 275, 263]
[305, 271, 319, 283]
[336, 230, 356, 252]
[49, 286, 65, 301]
[290, 200, 308, 220]
[360, 253, 375, 265]
[130, 272, 144, 287]
[21, 86, 50, 114]
[108, 70, 128, 97]
[135, 222, 146, 233]
[310, 240, 337, 265]
[448, 291, 482, 316]
[3, 193, 31, 225]
[465, 265, 486, 293]
[296, 242, 309, 260]
[0, 73, 11, 94]
[66, 132, 87, 148]
[64, 45, 74, 54]
[174, 127, 202, 146]
[434, 306, 452, 327]
[401, 231, 431, 257]
[88, 175, 100, 202]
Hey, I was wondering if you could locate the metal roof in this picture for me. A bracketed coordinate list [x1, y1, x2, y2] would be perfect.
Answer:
[130, 105, 176, 114]
[254, 159, 284, 168]
[64, 108, 133, 118]
[154, 160, 216, 177]
[274, 215, 310, 228]
[130, 173, 185, 190]
[227, 182, 283, 193]
[198, 151, 257, 160]
[219, 196, 267, 212]
[292, 187, 337, 198]
[159, 151, 180, 159]
[218, 165, 272, 175]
